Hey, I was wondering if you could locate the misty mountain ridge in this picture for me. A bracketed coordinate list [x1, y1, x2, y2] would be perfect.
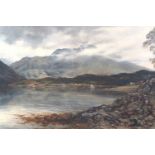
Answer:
[11, 52, 147, 79]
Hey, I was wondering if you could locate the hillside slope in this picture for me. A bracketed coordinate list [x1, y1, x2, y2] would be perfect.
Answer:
[11, 55, 146, 79]
[0, 60, 23, 86]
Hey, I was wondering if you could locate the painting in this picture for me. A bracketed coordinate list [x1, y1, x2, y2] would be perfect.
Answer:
[0, 26, 155, 128]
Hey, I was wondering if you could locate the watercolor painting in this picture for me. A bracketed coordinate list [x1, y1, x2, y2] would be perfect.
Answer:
[0, 26, 155, 128]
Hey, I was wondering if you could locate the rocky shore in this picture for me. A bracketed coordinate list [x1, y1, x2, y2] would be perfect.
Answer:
[71, 78, 155, 128]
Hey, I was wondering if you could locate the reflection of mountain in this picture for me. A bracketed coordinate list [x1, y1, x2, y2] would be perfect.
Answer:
[0, 60, 23, 86]
[11, 54, 146, 79]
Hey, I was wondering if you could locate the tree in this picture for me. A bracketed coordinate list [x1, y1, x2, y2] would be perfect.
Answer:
[143, 27, 155, 67]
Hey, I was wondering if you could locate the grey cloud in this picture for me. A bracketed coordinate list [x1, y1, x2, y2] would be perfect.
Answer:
[53, 26, 102, 35]
[0, 26, 102, 48]
[107, 53, 122, 60]
[0, 26, 52, 48]
[52, 44, 96, 57]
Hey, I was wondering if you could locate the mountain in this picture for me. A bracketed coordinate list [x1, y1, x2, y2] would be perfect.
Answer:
[0, 58, 11, 65]
[11, 55, 146, 79]
[0, 60, 23, 86]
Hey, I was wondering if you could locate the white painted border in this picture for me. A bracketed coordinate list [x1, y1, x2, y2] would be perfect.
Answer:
[0, 0, 154, 25]
[0, 129, 154, 155]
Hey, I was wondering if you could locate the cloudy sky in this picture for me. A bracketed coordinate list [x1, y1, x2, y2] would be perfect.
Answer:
[0, 26, 154, 69]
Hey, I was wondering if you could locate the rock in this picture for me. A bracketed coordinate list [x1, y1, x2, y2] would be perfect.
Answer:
[71, 78, 155, 128]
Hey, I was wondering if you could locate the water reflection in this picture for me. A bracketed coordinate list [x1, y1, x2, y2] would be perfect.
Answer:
[0, 88, 117, 128]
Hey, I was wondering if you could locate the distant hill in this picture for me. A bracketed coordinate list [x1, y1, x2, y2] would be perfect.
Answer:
[11, 55, 146, 79]
[0, 61, 23, 86]
[37, 70, 155, 86]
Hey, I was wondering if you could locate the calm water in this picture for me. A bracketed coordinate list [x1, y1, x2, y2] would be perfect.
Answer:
[0, 89, 116, 128]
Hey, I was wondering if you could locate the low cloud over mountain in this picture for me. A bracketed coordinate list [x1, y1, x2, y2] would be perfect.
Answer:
[11, 49, 146, 79]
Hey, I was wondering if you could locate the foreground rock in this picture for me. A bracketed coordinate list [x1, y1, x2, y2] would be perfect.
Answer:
[72, 78, 155, 128]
